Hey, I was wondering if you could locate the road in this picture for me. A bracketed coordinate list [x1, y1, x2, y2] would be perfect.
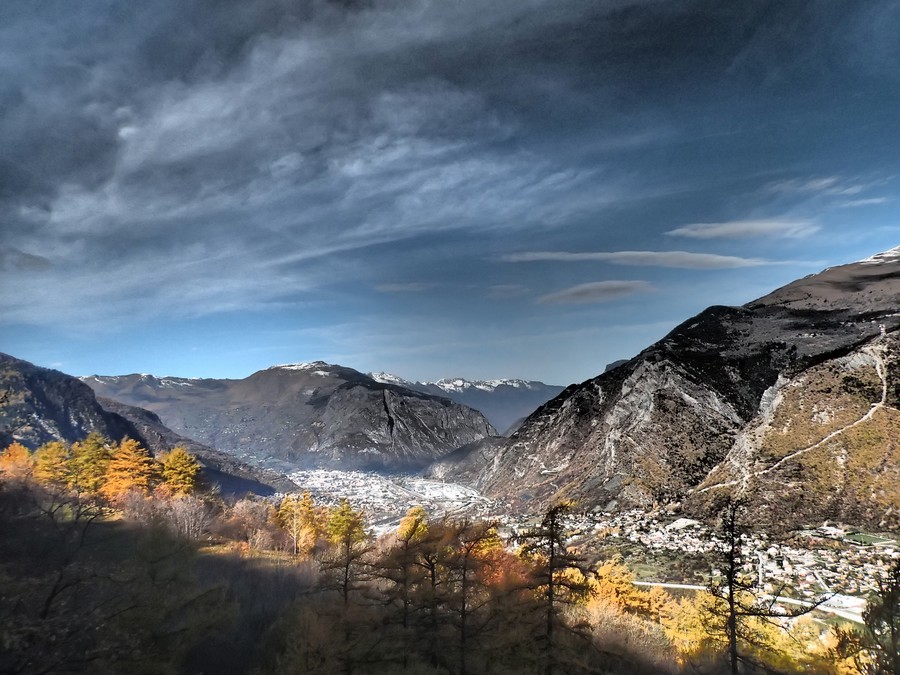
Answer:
[632, 581, 865, 624]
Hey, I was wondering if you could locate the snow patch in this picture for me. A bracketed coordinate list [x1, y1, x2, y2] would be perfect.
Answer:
[369, 372, 412, 386]
[269, 361, 331, 372]
[857, 246, 900, 265]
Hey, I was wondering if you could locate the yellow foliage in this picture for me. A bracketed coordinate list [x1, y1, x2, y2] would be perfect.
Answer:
[278, 491, 323, 556]
[588, 559, 675, 621]
[69, 432, 112, 496]
[32, 441, 71, 486]
[159, 446, 201, 495]
[0, 441, 33, 479]
[101, 438, 157, 502]
[396, 505, 428, 543]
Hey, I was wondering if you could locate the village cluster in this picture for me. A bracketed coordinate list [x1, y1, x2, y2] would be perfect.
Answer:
[281, 468, 897, 618]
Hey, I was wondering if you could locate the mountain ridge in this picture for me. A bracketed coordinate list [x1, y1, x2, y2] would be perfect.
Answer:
[433, 249, 900, 530]
[0, 353, 288, 495]
[83, 362, 497, 471]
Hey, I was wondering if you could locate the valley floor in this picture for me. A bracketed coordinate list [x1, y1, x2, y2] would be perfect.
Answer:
[258, 462, 898, 621]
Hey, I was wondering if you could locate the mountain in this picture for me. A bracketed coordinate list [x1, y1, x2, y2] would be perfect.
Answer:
[435, 248, 900, 530]
[0, 353, 287, 495]
[368, 374, 564, 434]
[83, 362, 497, 471]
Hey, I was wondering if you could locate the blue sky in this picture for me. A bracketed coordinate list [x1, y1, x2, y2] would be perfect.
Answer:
[1, 0, 899, 385]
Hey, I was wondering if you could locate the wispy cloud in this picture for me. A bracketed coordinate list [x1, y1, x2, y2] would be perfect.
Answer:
[837, 197, 890, 208]
[666, 219, 819, 240]
[536, 280, 654, 305]
[501, 250, 770, 269]
[767, 176, 884, 197]
[768, 176, 843, 194]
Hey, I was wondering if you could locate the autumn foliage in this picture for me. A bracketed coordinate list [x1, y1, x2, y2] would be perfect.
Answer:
[0, 437, 885, 675]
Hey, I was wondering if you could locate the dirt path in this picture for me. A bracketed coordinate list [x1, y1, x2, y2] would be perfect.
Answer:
[695, 340, 888, 495]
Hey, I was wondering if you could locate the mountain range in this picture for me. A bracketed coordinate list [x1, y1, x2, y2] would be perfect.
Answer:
[0, 353, 291, 495]
[82, 363, 496, 471]
[5, 247, 899, 530]
[368, 374, 564, 434]
[429, 247, 900, 530]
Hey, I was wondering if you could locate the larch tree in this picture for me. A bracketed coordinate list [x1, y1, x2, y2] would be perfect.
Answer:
[834, 558, 900, 675]
[325, 498, 369, 607]
[0, 441, 33, 480]
[278, 491, 322, 556]
[32, 440, 71, 488]
[516, 501, 592, 675]
[68, 432, 112, 497]
[101, 438, 157, 503]
[704, 497, 827, 675]
[159, 446, 201, 496]
[444, 518, 504, 675]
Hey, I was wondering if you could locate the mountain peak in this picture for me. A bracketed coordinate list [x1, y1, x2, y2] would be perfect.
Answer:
[857, 245, 900, 265]
[267, 361, 333, 373]
[369, 372, 412, 386]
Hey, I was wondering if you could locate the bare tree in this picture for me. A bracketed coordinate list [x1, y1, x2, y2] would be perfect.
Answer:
[706, 497, 828, 674]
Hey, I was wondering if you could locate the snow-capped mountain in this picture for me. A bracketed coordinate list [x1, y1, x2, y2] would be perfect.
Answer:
[368, 374, 565, 434]
[84, 363, 496, 471]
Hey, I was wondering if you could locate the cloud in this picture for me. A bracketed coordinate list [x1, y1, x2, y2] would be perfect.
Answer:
[837, 197, 889, 208]
[536, 280, 654, 305]
[767, 177, 842, 194]
[501, 250, 770, 269]
[666, 219, 819, 240]
[767, 176, 887, 198]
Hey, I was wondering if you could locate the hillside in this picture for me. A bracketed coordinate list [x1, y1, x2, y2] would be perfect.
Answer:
[0, 353, 287, 495]
[435, 248, 900, 530]
[83, 362, 497, 471]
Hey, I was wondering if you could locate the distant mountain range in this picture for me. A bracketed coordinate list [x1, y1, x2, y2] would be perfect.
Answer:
[429, 247, 900, 531]
[368, 374, 564, 434]
[83, 363, 496, 471]
[0, 353, 291, 495]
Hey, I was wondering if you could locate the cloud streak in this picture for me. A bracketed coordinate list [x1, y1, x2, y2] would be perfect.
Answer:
[501, 250, 771, 269]
[666, 219, 819, 240]
[537, 281, 654, 305]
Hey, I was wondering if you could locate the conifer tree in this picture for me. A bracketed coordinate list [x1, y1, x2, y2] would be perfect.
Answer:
[159, 446, 201, 496]
[517, 501, 592, 675]
[325, 498, 368, 606]
[32, 440, 71, 487]
[704, 497, 826, 674]
[0, 441, 33, 479]
[278, 491, 321, 555]
[69, 432, 112, 496]
[101, 438, 156, 502]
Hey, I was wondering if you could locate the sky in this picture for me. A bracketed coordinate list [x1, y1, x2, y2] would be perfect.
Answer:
[1, 0, 899, 386]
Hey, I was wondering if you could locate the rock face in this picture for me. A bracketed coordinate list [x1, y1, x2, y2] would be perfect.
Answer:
[369, 374, 565, 434]
[84, 362, 497, 471]
[1, 353, 135, 450]
[441, 248, 900, 529]
[0, 353, 285, 495]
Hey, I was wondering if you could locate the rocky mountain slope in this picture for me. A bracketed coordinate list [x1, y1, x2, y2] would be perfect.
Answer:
[83, 362, 496, 471]
[434, 248, 900, 530]
[0, 353, 287, 495]
[369, 374, 564, 434]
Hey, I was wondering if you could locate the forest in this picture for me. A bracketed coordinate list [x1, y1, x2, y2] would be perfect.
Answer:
[0, 436, 897, 674]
